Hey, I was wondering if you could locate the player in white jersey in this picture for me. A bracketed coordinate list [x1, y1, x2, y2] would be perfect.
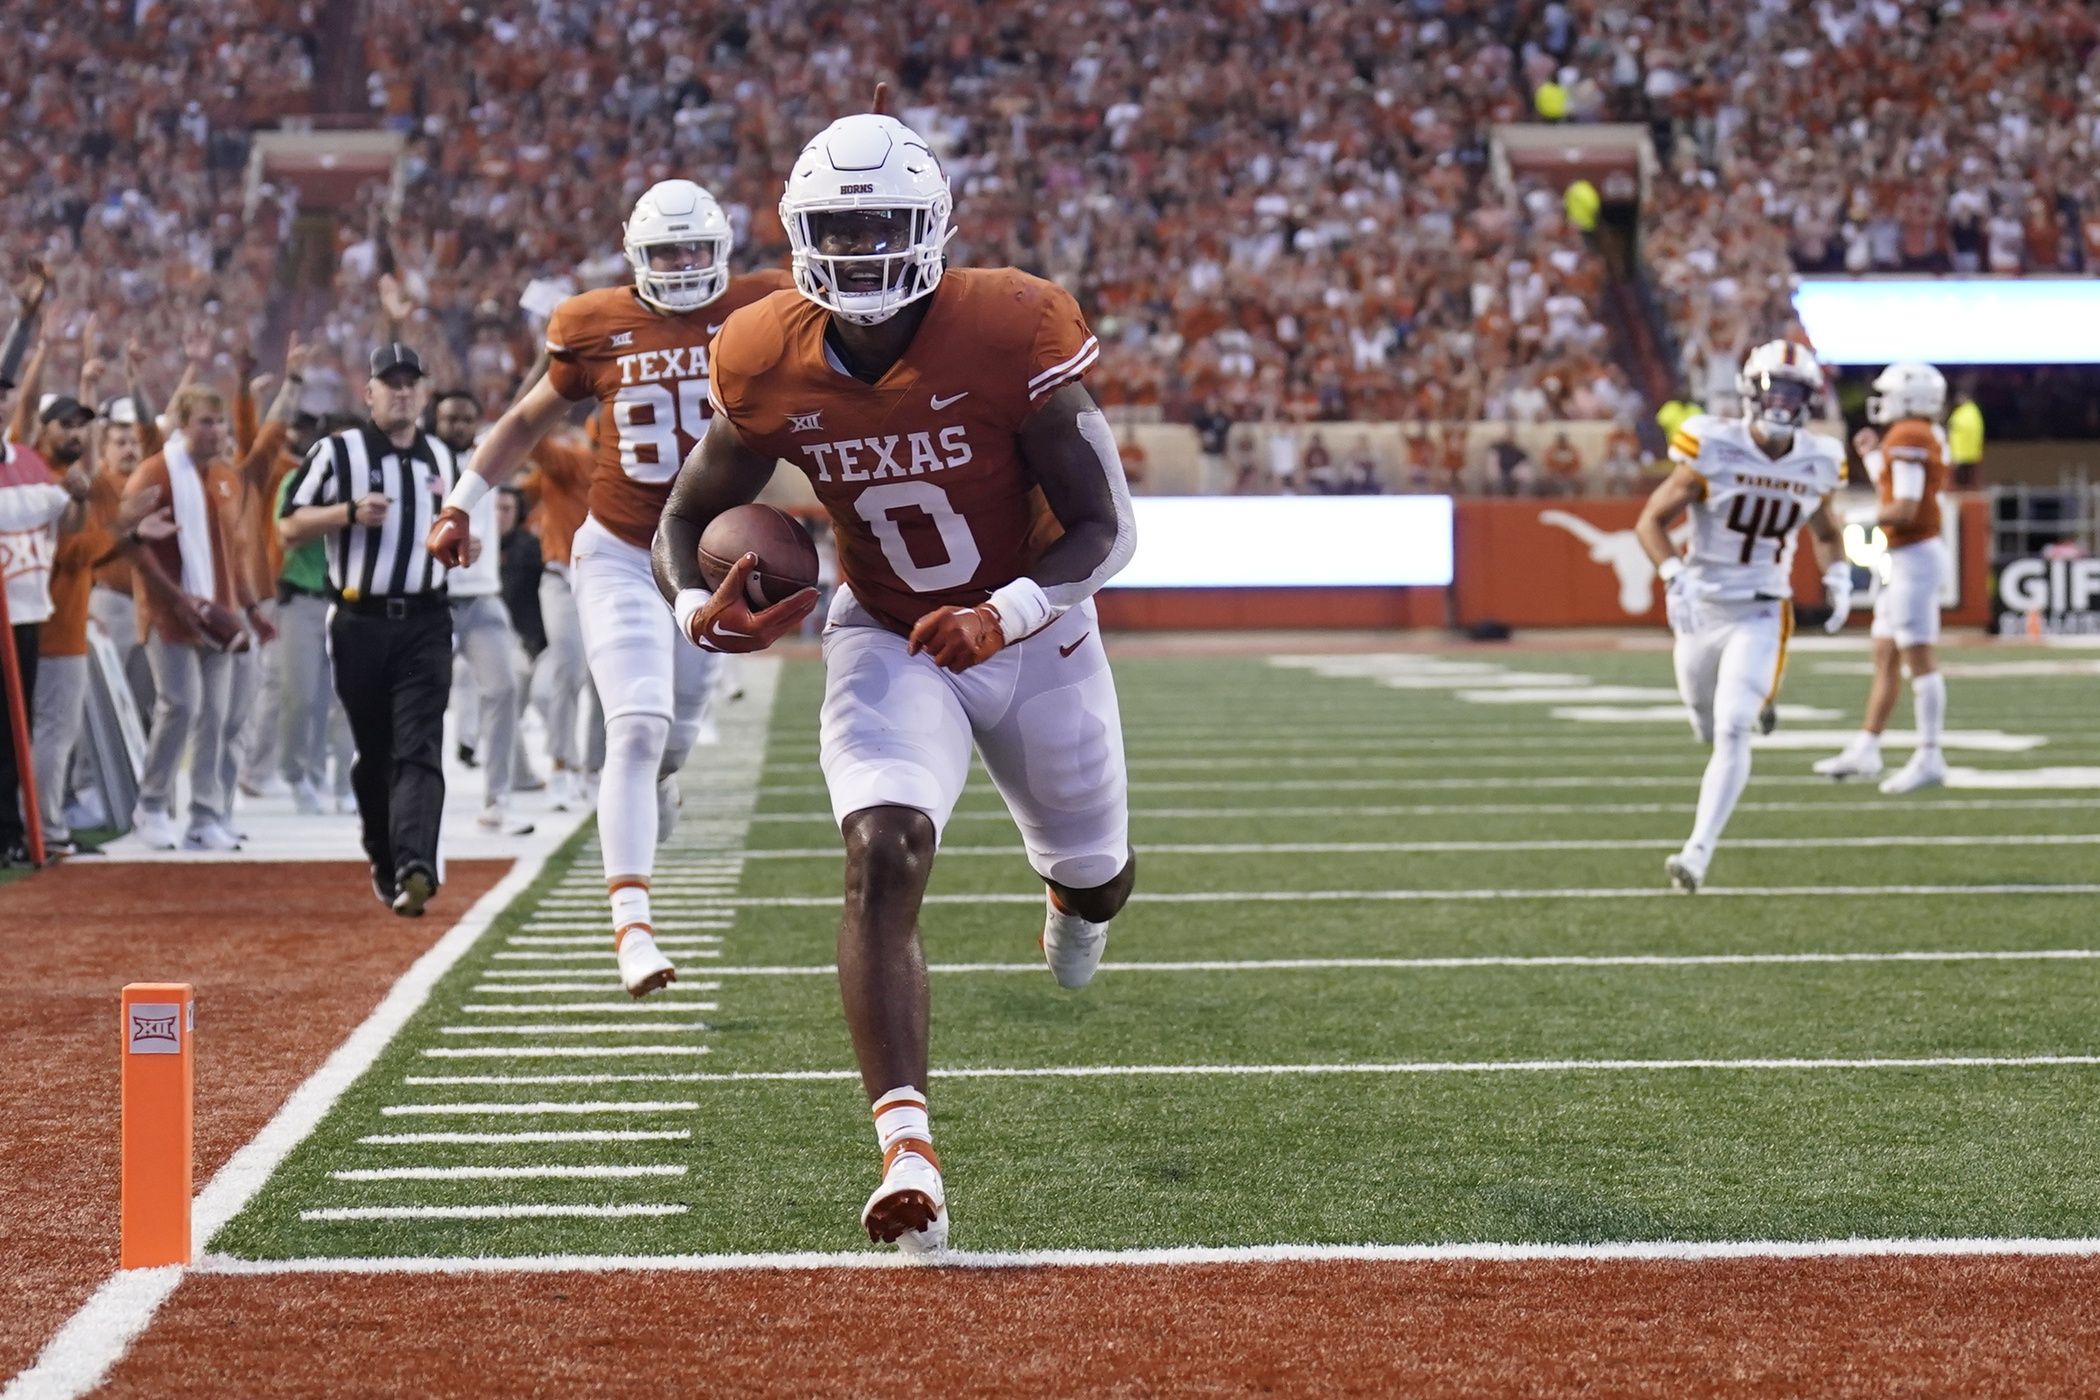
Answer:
[1636, 340, 1853, 892]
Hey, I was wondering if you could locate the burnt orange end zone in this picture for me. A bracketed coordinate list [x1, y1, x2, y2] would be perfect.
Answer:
[98, 1256, 2100, 1397]
[0, 858, 508, 1381]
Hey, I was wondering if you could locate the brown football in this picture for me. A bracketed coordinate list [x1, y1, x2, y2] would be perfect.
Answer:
[698, 504, 820, 608]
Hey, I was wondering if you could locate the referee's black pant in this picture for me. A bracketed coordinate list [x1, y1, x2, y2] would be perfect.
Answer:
[330, 600, 452, 886]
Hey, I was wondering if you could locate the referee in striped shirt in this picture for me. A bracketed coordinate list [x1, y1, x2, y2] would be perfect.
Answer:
[279, 343, 465, 916]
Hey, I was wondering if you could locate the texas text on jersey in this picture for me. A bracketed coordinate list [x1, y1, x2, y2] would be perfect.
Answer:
[707, 265, 1099, 636]
[544, 270, 794, 548]
[1668, 413, 1845, 601]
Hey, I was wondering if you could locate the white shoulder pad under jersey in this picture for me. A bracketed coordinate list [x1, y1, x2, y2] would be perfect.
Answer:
[1670, 416, 1842, 601]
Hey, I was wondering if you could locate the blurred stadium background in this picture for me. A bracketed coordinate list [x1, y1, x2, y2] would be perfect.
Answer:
[8, 0, 2098, 634]
[7, 2, 2100, 1395]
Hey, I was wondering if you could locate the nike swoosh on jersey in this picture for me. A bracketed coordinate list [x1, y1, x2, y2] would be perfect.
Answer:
[1058, 633, 1090, 658]
[930, 391, 970, 410]
[706, 323, 726, 335]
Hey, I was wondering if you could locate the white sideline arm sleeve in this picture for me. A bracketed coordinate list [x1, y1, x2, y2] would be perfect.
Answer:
[1890, 460, 1927, 502]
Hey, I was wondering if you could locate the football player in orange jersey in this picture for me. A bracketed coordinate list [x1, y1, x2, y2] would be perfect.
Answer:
[654, 109, 1139, 1254]
[426, 180, 792, 997]
[1815, 361, 1953, 794]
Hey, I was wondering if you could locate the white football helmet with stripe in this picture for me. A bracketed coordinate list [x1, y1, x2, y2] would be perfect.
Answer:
[1866, 360, 1947, 425]
[780, 114, 955, 325]
[1736, 339, 1823, 435]
[624, 179, 731, 314]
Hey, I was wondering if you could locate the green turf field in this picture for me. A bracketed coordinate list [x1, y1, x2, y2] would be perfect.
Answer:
[211, 642, 2100, 1261]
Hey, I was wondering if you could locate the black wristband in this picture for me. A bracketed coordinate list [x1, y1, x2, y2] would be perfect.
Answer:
[345, 499, 357, 527]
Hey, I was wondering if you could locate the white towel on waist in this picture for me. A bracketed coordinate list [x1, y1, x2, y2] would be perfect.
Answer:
[163, 430, 217, 601]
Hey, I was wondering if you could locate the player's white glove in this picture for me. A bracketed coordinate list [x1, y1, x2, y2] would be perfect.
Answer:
[1822, 559, 1854, 634]
[1657, 556, 1691, 635]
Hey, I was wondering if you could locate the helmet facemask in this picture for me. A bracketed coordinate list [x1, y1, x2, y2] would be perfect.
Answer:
[785, 201, 953, 326]
[1742, 371, 1815, 436]
[627, 234, 730, 315]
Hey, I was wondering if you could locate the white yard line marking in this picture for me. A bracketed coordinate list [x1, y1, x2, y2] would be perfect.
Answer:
[331, 1165, 687, 1182]
[521, 923, 733, 933]
[404, 1074, 749, 1087]
[461, 1003, 719, 1014]
[0, 833, 570, 1400]
[194, 1236, 2100, 1276]
[762, 774, 1843, 800]
[380, 1100, 699, 1116]
[539, 893, 738, 902]
[694, 948, 2100, 977]
[1134, 759, 1705, 772]
[495, 950, 724, 962]
[1120, 730, 1882, 748]
[508, 934, 722, 947]
[735, 834, 2100, 860]
[422, 1046, 713, 1059]
[523, 1054, 2100, 1086]
[746, 798, 2100, 824]
[720, 884, 2100, 909]
[533, 902, 735, 912]
[300, 1204, 688, 1222]
[469, 982, 720, 994]
[357, 1130, 692, 1146]
[1945, 767, 2100, 791]
[436, 1023, 711, 1036]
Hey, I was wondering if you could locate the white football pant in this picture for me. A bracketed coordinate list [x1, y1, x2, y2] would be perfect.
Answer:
[571, 515, 718, 887]
[1673, 596, 1791, 864]
[819, 587, 1129, 891]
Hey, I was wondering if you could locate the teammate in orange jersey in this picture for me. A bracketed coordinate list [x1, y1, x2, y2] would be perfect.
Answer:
[654, 109, 1139, 1254]
[1815, 361, 1953, 794]
[426, 180, 792, 997]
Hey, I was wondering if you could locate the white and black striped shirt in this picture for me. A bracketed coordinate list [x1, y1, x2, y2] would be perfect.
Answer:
[281, 423, 459, 600]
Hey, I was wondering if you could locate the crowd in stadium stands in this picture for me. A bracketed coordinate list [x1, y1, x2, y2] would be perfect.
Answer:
[5, 0, 2096, 493]
[1581, 0, 2100, 407]
[339, 0, 1633, 439]
[0, 0, 319, 399]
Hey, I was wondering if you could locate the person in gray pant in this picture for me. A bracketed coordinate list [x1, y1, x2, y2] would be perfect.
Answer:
[271, 427, 356, 814]
[431, 391, 532, 835]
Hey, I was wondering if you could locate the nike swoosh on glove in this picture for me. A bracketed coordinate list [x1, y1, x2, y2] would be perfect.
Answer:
[907, 604, 1006, 673]
[425, 505, 473, 568]
[684, 552, 817, 653]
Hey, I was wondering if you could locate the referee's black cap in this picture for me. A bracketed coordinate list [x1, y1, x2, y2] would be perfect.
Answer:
[369, 342, 428, 382]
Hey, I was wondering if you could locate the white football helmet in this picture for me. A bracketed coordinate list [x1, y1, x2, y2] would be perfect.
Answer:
[1866, 360, 1947, 425]
[780, 114, 954, 325]
[1736, 339, 1823, 435]
[623, 179, 731, 314]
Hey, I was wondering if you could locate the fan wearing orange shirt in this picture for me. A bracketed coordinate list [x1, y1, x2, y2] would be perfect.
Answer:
[655, 110, 1139, 1255]
[424, 180, 791, 998]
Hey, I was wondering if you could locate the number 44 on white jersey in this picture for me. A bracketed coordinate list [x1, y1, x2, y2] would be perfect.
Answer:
[1669, 414, 1845, 602]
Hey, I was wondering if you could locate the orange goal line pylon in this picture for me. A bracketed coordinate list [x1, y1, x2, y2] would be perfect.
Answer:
[120, 983, 194, 1269]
